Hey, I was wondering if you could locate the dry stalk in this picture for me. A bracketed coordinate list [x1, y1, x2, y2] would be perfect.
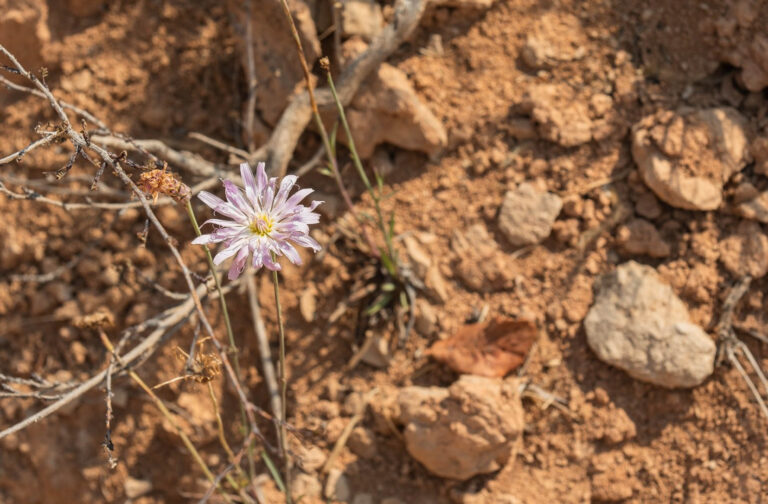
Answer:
[0, 43, 264, 445]
[716, 276, 768, 421]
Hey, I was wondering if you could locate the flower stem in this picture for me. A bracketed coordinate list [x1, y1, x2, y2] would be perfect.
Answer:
[324, 68, 398, 274]
[276, 0, 382, 261]
[98, 331, 232, 503]
[270, 254, 292, 504]
[185, 200, 256, 480]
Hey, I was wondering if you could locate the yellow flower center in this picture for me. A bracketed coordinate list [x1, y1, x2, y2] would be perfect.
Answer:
[249, 214, 274, 236]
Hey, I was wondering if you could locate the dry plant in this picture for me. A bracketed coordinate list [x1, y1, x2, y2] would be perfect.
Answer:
[0, 0, 450, 500]
[715, 276, 768, 420]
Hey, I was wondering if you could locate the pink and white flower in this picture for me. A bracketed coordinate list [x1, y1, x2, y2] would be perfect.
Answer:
[192, 162, 322, 279]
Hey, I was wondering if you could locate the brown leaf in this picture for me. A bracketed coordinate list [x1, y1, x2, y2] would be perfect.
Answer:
[426, 316, 537, 377]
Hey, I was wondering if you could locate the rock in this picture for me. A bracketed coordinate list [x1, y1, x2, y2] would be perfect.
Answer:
[414, 298, 438, 336]
[292, 472, 322, 499]
[498, 183, 562, 246]
[341, 0, 383, 40]
[735, 190, 768, 223]
[398, 375, 524, 480]
[751, 137, 768, 176]
[359, 333, 390, 368]
[324, 468, 351, 502]
[520, 12, 586, 69]
[124, 476, 152, 499]
[451, 224, 517, 292]
[719, 220, 768, 278]
[519, 84, 622, 147]
[348, 427, 377, 459]
[631, 107, 749, 210]
[296, 445, 326, 473]
[352, 494, 375, 504]
[584, 261, 716, 388]
[506, 117, 537, 140]
[299, 287, 317, 322]
[403, 234, 432, 279]
[634, 192, 663, 219]
[229, 0, 320, 125]
[344, 63, 447, 158]
[615, 218, 670, 258]
[715, 3, 768, 91]
[424, 265, 450, 304]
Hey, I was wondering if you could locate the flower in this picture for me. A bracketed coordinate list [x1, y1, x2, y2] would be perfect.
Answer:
[191, 162, 322, 279]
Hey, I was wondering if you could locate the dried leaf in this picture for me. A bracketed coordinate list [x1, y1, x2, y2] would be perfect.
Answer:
[426, 316, 537, 377]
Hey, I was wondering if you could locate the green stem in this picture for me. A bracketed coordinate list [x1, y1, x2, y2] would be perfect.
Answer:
[325, 70, 397, 271]
[185, 200, 256, 481]
[270, 255, 292, 504]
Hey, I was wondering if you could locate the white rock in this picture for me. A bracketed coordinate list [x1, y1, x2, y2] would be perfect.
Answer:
[398, 375, 524, 480]
[292, 472, 323, 499]
[498, 183, 562, 246]
[719, 220, 768, 278]
[324, 468, 351, 502]
[345, 63, 447, 158]
[341, 0, 383, 40]
[736, 191, 768, 223]
[631, 107, 749, 210]
[585, 261, 716, 388]
[124, 476, 152, 499]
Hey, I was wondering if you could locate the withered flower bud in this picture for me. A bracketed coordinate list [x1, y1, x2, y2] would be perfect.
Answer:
[137, 167, 191, 203]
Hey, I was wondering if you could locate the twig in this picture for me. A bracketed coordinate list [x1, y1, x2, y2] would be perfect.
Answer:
[243, 0, 258, 153]
[715, 276, 768, 421]
[90, 135, 219, 178]
[263, 0, 439, 177]
[270, 259, 292, 503]
[103, 354, 117, 468]
[246, 272, 282, 439]
[189, 132, 249, 160]
[278, 0, 381, 260]
[0, 134, 61, 164]
[98, 330, 232, 503]
[0, 280, 201, 439]
[293, 145, 325, 177]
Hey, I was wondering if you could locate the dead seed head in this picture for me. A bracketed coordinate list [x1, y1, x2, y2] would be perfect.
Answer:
[137, 167, 191, 203]
[74, 309, 115, 330]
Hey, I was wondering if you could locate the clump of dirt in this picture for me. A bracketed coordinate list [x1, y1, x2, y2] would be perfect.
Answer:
[2, 0, 768, 503]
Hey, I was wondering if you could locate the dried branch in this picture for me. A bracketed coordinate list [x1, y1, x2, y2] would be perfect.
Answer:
[262, 0, 439, 176]
[716, 276, 768, 421]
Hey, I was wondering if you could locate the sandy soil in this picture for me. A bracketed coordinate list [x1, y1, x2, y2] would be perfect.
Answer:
[1, 0, 768, 502]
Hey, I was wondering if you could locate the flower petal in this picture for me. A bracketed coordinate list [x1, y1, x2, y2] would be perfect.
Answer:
[273, 175, 298, 209]
[191, 233, 219, 245]
[279, 242, 302, 265]
[198, 191, 247, 222]
[213, 239, 246, 265]
[227, 245, 250, 280]
[264, 252, 282, 271]
[223, 180, 254, 218]
[240, 163, 261, 210]
[255, 162, 268, 194]
[273, 188, 314, 219]
[291, 234, 322, 252]
[202, 218, 245, 229]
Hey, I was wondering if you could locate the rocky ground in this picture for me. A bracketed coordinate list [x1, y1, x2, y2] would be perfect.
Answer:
[2, 0, 768, 503]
